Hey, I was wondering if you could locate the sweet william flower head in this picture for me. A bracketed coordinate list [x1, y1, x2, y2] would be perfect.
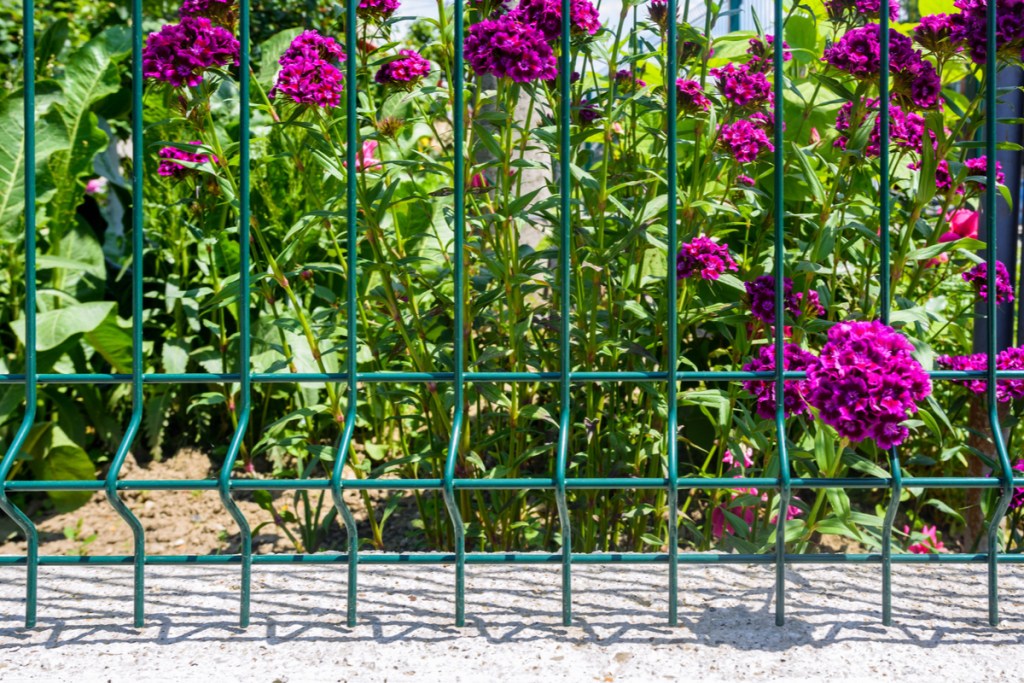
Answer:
[742, 343, 818, 420]
[463, 16, 557, 82]
[807, 320, 931, 449]
[938, 347, 1024, 402]
[719, 119, 773, 163]
[509, 0, 602, 43]
[675, 236, 738, 281]
[158, 141, 217, 179]
[675, 78, 711, 113]
[358, 0, 400, 21]
[962, 261, 1015, 304]
[142, 17, 239, 87]
[375, 49, 431, 87]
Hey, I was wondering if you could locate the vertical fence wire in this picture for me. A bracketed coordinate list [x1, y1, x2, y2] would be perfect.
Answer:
[440, 0, 469, 626]
[0, 0, 39, 629]
[102, 0, 148, 628]
[329, 0, 362, 629]
[554, 0, 574, 627]
[877, 0, 902, 627]
[771, 0, 791, 626]
[217, 0, 254, 627]
[984, 0, 1014, 627]
[665, 0, 680, 627]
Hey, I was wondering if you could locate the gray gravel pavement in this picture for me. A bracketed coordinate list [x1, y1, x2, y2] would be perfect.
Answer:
[2, 561, 1023, 681]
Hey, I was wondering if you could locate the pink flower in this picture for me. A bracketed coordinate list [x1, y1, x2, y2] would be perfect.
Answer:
[84, 177, 108, 195]
[945, 208, 979, 241]
[723, 444, 754, 469]
[344, 139, 381, 172]
[904, 524, 945, 554]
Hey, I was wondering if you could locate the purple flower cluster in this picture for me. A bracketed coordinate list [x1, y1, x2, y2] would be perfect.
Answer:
[823, 24, 940, 109]
[179, 0, 233, 21]
[914, 13, 956, 54]
[937, 347, 1024, 402]
[962, 261, 1015, 304]
[719, 119, 774, 162]
[825, 0, 898, 21]
[834, 99, 926, 157]
[711, 63, 772, 108]
[464, 16, 557, 82]
[949, 0, 1024, 64]
[746, 35, 791, 72]
[615, 69, 646, 91]
[508, 0, 602, 42]
[675, 236, 738, 281]
[158, 142, 217, 179]
[357, 0, 400, 21]
[375, 49, 430, 86]
[647, 0, 671, 29]
[963, 156, 1006, 191]
[807, 321, 932, 449]
[272, 31, 346, 108]
[744, 276, 801, 324]
[575, 101, 602, 125]
[742, 344, 818, 420]
[142, 17, 239, 87]
[1012, 460, 1024, 510]
[675, 78, 711, 113]
[745, 344, 815, 419]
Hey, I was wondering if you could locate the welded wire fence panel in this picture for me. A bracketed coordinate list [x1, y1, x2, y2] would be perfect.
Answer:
[0, 0, 1022, 632]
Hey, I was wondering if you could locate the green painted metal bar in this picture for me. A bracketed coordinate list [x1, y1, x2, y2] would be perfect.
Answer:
[665, 0, 680, 627]
[327, 0, 361, 628]
[5, 552, 1024, 567]
[8, 475, 1024, 493]
[102, 0, 149, 627]
[439, 0, 468, 627]
[983, 0, 1014, 627]
[0, 0, 39, 629]
[217, 0, 254, 628]
[554, 0, 574, 628]
[877, 0, 901, 628]
[771, 0, 790, 627]
[5, 368, 1024, 385]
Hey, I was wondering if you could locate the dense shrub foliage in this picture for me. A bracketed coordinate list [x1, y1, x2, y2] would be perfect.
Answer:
[2, 0, 1024, 557]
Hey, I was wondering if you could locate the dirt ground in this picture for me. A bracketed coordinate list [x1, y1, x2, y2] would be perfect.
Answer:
[0, 449, 421, 557]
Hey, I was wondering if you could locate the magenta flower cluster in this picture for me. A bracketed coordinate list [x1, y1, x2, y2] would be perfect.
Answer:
[719, 119, 774, 163]
[179, 0, 233, 20]
[464, 15, 557, 82]
[746, 35, 791, 72]
[142, 16, 239, 87]
[357, 0, 400, 20]
[914, 13, 955, 54]
[834, 98, 926, 157]
[675, 78, 711, 113]
[963, 156, 1006, 191]
[711, 63, 772, 108]
[949, 0, 1024, 64]
[825, 0, 898, 20]
[962, 261, 1015, 304]
[744, 276, 801, 324]
[158, 142, 217, 179]
[509, 0, 601, 42]
[742, 344, 817, 420]
[675, 236, 738, 281]
[272, 31, 346, 108]
[375, 49, 430, 86]
[937, 346, 1024, 403]
[823, 24, 940, 109]
[807, 321, 932, 449]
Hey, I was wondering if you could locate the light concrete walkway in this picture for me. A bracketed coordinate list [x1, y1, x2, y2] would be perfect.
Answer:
[1, 562, 1023, 681]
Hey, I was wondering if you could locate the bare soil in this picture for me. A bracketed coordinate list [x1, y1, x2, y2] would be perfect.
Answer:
[0, 449, 421, 557]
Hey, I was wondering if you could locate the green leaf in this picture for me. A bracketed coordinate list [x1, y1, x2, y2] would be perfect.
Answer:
[84, 314, 133, 373]
[10, 301, 116, 351]
[0, 96, 25, 240]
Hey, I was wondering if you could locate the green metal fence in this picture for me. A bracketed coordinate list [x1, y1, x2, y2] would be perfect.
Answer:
[0, 0, 1021, 632]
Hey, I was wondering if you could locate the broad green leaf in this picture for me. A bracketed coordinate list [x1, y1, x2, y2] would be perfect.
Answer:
[10, 301, 116, 351]
[0, 96, 24, 240]
[33, 444, 95, 512]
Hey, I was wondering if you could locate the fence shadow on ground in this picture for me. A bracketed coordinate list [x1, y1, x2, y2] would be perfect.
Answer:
[1, 564, 1023, 651]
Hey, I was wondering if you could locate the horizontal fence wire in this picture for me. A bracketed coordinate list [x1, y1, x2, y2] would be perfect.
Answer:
[0, 0, 1020, 630]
